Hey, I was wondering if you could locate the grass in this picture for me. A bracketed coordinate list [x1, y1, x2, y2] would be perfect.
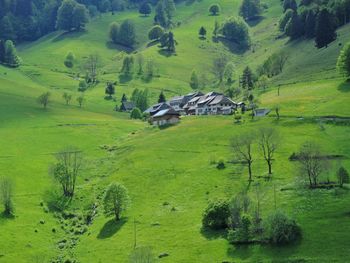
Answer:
[0, 0, 349, 261]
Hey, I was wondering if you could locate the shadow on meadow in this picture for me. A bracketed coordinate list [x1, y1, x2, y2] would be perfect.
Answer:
[105, 42, 134, 53]
[246, 16, 265, 27]
[200, 226, 226, 240]
[97, 218, 127, 239]
[216, 37, 248, 55]
[337, 81, 350, 92]
[0, 211, 15, 221]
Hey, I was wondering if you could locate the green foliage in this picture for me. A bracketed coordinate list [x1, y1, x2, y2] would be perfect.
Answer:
[258, 52, 288, 77]
[241, 66, 254, 90]
[131, 88, 149, 112]
[279, 9, 293, 31]
[315, 8, 337, 48]
[159, 31, 176, 52]
[239, 0, 262, 21]
[227, 214, 252, 243]
[190, 70, 199, 89]
[64, 51, 75, 68]
[265, 211, 301, 244]
[119, 19, 136, 47]
[63, 92, 72, 105]
[224, 62, 235, 83]
[148, 25, 164, 41]
[0, 16, 16, 41]
[337, 166, 349, 187]
[130, 107, 142, 119]
[76, 95, 85, 107]
[209, 4, 221, 15]
[72, 3, 89, 31]
[109, 22, 120, 44]
[139, 2, 152, 16]
[121, 55, 135, 74]
[202, 200, 230, 230]
[105, 82, 116, 97]
[103, 182, 130, 221]
[222, 17, 251, 49]
[337, 42, 350, 78]
[155, 0, 175, 28]
[57, 0, 89, 31]
[158, 91, 166, 103]
[0, 177, 14, 216]
[78, 80, 88, 92]
[37, 92, 51, 109]
[285, 13, 303, 40]
[1, 40, 20, 67]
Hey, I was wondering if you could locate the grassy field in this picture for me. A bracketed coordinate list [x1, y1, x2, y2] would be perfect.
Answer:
[0, 0, 350, 261]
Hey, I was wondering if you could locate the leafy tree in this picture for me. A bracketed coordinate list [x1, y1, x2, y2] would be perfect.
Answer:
[241, 66, 254, 90]
[148, 25, 164, 41]
[78, 80, 88, 92]
[63, 92, 72, 105]
[139, 2, 152, 16]
[239, 0, 261, 21]
[163, 0, 176, 19]
[76, 95, 85, 107]
[315, 8, 337, 48]
[337, 167, 349, 187]
[56, 0, 76, 31]
[154, 0, 169, 28]
[121, 55, 135, 74]
[305, 9, 316, 38]
[209, 4, 221, 15]
[190, 70, 199, 89]
[0, 177, 14, 216]
[119, 19, 136, 47]
[213, 54, 228, 83]
[258, 128, 279, 175]
[224, 62, 235, 83]
[105, 82, 116, 98]
[337, 42, 350, 79]
[231, 134, 255, 181]
[283, 0, 297, 12]
[103, 182, 130, 221]
[37, 92, 51, 109]
[64, 51, 75, 68]
[199, 26, 207, 39]
[158, 91, 166, 103]
[130, 107, 142, 119]
[202, 200, 230, 230]
[109, 22, 120, 44]
[227, 214, 252, 243]
[279, 9, 294, 31]
[3, 40, 20, 67]
[285, 13, 303, 39]
[72, 3, 89, 31]
[132, 89, 149, 111]
[0, 16, 16, 41]
[265, 211, 301, 244]
[222, 17, 251, 49]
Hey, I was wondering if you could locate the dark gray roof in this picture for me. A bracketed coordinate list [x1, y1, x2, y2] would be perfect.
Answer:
[122, 101, 135, 110]
[152, 108, 180, 118]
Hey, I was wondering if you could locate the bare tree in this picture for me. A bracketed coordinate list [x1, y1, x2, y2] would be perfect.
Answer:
[297, 142, 328, 187]
[84, 53, 99, 83]
[0, 177, 14, 216]
[231, 134, 255, 181]
[52, 147, 82, 197]
[259, 128, 279, 176]
[276, 52, 288, 73]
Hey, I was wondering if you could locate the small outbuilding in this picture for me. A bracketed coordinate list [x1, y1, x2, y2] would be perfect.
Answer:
[151, 108, 180, 126]
[120, 101, 135, 112]
[254, 108, 271, 117]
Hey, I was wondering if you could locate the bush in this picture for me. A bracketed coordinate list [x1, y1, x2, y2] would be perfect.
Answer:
[216, 159, 225, 169]
[222, 17, 251, 49]
[265, 211, 301, 244]
[130, 107, 142, 119]
[209, 4, 221, 15]
[202, 200, 230, 230]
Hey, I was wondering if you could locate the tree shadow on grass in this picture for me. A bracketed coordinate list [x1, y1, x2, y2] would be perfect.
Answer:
[105, 41, 134, 53]
[0, 211, 15, 221]
[146, 40, 159, 48]
[246, 16, 265, 27]
[157, 49, 176, 57]
[337, 81, 350, 92]
[97, 218, 127, 239]
[217, 37, 248, 55]
[200, 226, 227, 240]
[51, 30, 85, 42]
[119, 74, 133, 84]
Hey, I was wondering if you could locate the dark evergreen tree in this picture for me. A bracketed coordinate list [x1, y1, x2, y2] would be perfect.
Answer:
[158, 91, 166, 103]
[315, 8, 337, 48]
[105, 82, 116, 97]
[109, 22, 120, 44]
[166, 31, 176, 52]
[283, 0, 297, 12]
[0, 16, 16, 41]
[285, 12, 303, 39]
[121, 93, 128, 103]
[119, 19, 136, 47]
[239, 0, 261, 21]
[199, 26, 207, 38]
[139, 2, 152, 16]
[241, 66, 254, 90]
[305, 9, 316, 38]
[154, 0, 169, 27]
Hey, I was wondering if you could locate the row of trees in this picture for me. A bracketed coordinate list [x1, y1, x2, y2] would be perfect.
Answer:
[37, 92, 85, 109]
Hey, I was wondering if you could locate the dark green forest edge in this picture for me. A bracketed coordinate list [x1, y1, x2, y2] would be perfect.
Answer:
[0, 0, 350, 262]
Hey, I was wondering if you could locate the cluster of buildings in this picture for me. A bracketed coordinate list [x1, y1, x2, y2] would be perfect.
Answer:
[143, 91, 245, 126]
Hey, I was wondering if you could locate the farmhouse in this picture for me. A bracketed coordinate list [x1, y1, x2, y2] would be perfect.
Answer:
[151, 108, 180, 126]
[144, 102, 172, 116]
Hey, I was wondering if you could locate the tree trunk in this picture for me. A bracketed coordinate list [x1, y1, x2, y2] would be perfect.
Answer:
[248, 162, 253, 181]
[268, 160, 272, 175]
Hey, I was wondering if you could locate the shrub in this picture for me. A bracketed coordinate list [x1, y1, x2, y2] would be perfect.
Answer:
[222, 17, 251, 49]
[209, 4, 221, 15]
[130, 107, 142, 119]
[216, 159, 225, 169]
[202, 200, 230, 230]
[148, 25, 164, 41]
[227, 214, 252, 243]
[265, 211, 301, 244]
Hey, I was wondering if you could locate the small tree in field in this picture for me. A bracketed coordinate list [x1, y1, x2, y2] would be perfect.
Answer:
[63, 92, 72, 105]
[190, 70, 199, 89]
[130, 108, 142, 119]
[231, 134, 255, 181]
[105, 82, 115, 98]
[139, 2, 152, 16]
[0, 177, 14, 216]
[103, 182, 130, 221]
[77, 95, 85, 108]
[258, 128, 279, 175]
[209, 4, 220, 15]
[337, 42, 350, 79]
[337, 167, 349, 187]
[199, 26, 207, 39]
[52, 147, 82, 197]
[37, 92, 51, 109]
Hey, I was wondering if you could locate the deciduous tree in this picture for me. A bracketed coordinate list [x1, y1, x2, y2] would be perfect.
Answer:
[103, 182, 130, 221]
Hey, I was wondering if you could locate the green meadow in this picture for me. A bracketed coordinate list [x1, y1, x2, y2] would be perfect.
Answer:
[0, 0, 350, 261]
